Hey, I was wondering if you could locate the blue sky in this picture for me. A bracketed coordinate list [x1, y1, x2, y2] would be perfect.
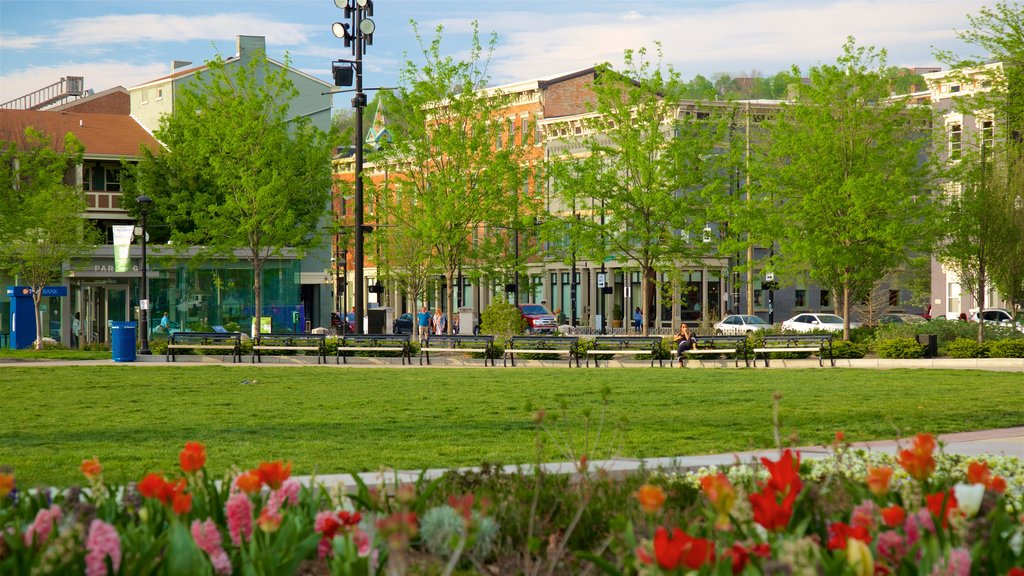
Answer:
[0, 0, 992, 106]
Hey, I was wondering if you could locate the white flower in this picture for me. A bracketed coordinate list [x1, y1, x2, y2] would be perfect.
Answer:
[954, 483, 985, 518]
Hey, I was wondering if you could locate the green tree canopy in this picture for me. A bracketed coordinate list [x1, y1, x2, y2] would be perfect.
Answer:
[372, 21, 530, 329]
[751, 38, 939, 340]
[0, 128, 98, 349]
[133, 51, 334, 335]
[547, 45, 729, 335]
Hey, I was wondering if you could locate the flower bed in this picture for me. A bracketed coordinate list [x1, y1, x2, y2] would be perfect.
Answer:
[1, 434, 1022, 574]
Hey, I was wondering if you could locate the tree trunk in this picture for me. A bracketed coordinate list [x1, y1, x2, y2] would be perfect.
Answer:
[254, 259, 263, 337]
[33, 290, 43, 350]
[640, 266, 651, 337]
[446, 270, 455, 335]
[977, 262, 986, 344]
[842, 281, 850, 342]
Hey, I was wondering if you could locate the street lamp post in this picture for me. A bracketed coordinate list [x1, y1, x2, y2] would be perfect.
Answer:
[136, 195, 153, 355]
[332, 0, 375, 333]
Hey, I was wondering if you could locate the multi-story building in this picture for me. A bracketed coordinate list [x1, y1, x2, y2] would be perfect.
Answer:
[922, 63, 1016, 319]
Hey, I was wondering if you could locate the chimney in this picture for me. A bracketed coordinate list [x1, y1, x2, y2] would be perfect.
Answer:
[237, 36, 266, 59]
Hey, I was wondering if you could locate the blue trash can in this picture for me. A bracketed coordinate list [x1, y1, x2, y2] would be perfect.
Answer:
[111, 321, 137, 362]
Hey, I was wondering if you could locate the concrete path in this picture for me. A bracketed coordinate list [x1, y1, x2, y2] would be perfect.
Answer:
[1, 356, 1023, 370]
[301, 427, 1024, 492]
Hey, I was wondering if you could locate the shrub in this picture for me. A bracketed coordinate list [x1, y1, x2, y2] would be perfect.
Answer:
[875, 337, 925, 359]
[830, 340, 866, 359]
[847, 326, 876, 344]
[988, 338, 1024, 358]
[945, 338, 989, 358]
[479, 300, 527, 342]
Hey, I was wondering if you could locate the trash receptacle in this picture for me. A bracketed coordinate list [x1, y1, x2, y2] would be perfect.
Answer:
[111, 321, 137, 362]
[916, 333, 938, 358]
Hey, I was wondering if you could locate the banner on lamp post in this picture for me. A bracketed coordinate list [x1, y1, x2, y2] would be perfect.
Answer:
[112, 225, 135, 273]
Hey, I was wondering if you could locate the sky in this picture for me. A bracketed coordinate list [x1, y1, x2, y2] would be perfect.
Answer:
[0, 0, 996, 107]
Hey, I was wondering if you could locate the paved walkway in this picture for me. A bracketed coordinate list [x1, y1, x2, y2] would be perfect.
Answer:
[302, 427, 1024, 492]
[1, 356, 1023, 370]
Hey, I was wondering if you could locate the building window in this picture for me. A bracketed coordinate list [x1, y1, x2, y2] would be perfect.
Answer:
[507, 118, 515, 147]
[982, 120, 994, 152]
[950, 84, 960, 93]
[520, 117, 528, 145]
[794, 289, 806, 308]
[820, 289, 830, 308]
[947, 283, 960, 315]
[141, 90, 149, 104]
[949, 123, 962, 160]
[104, 168, 121, 192]
[889, 290, 899, 307]
[156, 88, 163, 100]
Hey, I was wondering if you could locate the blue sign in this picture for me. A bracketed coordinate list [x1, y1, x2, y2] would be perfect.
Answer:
[5, 285, 67, 297]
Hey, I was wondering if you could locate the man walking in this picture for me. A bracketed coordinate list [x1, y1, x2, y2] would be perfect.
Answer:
[416, 305, 431, 342]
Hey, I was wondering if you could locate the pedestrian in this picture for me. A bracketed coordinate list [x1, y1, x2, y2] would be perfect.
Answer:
[160, 312, 170, 331]
[432, 308, 447, 335]
[673, 324, 697, 368]
[71, 312, 80, 348]
[633, 307, 643, 333]
[417, 306, 431, 341]
[556, 308, 567, 326]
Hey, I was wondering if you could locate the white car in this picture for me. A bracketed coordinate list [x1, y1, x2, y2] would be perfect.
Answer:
[971, 308, 1024, 333]
[782, 313, 857, 332]
[714, 314, 771, 335]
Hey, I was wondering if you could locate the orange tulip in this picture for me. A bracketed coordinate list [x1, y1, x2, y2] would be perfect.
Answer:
[255, 461, 292, 490]
[0, 472, 14, 498]
[700, 473, 736, 530]
[179, 442, 206, 473]
[897, 433, 936, 481]
[80, 458, 102, 480]
[866, 466, 893, 496]
[635, 484, 667, 514]
[235, 471, 262, 494]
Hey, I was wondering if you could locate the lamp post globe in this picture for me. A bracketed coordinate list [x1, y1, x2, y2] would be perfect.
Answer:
[136, 195, 153, 355]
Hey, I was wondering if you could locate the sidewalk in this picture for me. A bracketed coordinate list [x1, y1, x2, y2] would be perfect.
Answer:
[301, 427, 1024, 492]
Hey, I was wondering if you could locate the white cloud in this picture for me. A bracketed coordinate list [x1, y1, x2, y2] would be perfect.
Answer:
[0, 61, 168, 103]
[2, 13, 317, 51]
[479, 0, 988, 83]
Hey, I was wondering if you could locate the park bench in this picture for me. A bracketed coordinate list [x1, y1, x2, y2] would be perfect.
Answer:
[252, 333, 327, 364]
[753, 334, 834, 367]
[672, 335, 749, 368]
[503, 335, 580, 367]
[420, 334, 496, 366]
[336, 334, 412, 365]
[167, 332, 242, 363]
[585, 336, 664, 367]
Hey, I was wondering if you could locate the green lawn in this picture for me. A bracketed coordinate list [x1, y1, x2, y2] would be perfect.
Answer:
[1, 366, 1021, 486]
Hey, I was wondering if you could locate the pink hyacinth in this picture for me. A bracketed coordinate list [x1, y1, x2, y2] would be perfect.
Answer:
[930, 548, 971, 576]
[876, 530, 907, 564]
[850, 500, 878, 531]
[23, 505, 61, 547]
[904, 508, 935, 549]
[225, 492, 254, 546]
[191, 519, 232, 575]
[85, 519, 121, 576]
[277, 478, 301, 506]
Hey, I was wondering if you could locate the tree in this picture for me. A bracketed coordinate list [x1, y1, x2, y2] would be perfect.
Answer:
[134, 51, 334, 336]
[372, 22, 530, 332]
[0, 128, 98, 349]
[547, 45, 728, 335]
[751, 38, 939, 340]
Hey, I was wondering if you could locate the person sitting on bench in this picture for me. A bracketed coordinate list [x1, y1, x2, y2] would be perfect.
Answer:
[674, 324, 697, 367]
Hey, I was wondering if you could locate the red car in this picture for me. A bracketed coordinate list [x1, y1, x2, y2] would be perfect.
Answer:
[518, 303, 558, 333]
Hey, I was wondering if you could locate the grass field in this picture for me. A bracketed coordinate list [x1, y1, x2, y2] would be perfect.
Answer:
[1, 366, 1021, 486]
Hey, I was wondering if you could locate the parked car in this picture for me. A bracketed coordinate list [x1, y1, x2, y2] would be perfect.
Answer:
[714, 314, 770, 335]
[970, 308, 1024, 333]
[518, 303, 558, 333]
[781, 313, 858, 332]
[393, 312, 414, 334]
[877, 313, 927, 325]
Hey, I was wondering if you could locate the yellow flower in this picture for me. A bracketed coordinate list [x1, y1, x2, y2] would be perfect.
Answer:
[846, 538, 874, 576]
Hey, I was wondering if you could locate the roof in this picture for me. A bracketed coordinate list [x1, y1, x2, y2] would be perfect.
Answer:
[130, 57, 332, 91]
[0, 109, 161, 157]
[48, 86, 129, 112]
